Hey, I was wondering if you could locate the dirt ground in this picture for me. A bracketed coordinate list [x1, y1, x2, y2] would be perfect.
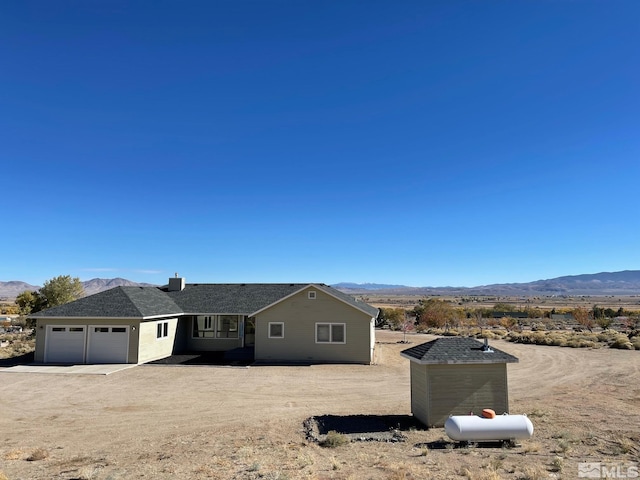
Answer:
[1, 330, 638, 480]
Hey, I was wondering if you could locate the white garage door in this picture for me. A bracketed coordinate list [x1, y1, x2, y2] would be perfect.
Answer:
[45, 326, 86, 363]
[87, 326, 129, 363]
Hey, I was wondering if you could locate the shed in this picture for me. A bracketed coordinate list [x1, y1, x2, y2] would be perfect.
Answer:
[401, 337, 519, 427]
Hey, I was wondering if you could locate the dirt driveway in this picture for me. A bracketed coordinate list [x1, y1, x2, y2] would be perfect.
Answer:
[1, 330, 638, 479]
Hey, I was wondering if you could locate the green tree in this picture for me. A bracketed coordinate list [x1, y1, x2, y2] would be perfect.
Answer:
[37, 275, 85, 312]
[377, 307, 406, 330]
[15, 290, 43, 315]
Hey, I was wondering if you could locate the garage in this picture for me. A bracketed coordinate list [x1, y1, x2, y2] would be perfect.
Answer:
[45, 325, 86, 363]
[87, 326, 129, 363]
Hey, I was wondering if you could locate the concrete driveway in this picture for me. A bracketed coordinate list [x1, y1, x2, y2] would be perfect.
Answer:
[0, 363, 136, 375]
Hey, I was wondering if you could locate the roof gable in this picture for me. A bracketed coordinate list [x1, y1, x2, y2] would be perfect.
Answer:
[30, 287, 183, 319]
[249, 284, 379, 317]
[401, 337, 519, 365]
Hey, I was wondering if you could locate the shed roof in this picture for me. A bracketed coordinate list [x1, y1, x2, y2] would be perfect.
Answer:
[401, 337, 519, 365]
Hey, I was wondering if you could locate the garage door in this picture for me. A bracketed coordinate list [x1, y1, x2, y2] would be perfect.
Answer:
[45, 326, 86, 363]
[87, 326, 129, 363]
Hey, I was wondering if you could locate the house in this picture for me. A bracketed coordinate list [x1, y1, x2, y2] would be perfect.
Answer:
[401, 337, 518, 427]
[29, 278, 379, 365]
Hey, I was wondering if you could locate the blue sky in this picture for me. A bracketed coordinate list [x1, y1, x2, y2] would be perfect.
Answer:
[2, 1, 639, 288]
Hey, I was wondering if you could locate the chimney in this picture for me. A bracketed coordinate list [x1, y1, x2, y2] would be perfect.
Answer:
[168, 274, 185, 292]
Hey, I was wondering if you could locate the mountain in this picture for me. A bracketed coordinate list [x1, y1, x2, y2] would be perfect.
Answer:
[332, 270, 640, 296]
[0, 281, 40, 300]
[0, 277, 156, 300]
[81, 278, 157, 296]
[2, 271, 640, 300]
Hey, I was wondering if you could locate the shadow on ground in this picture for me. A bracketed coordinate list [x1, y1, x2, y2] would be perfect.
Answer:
[145, 350, 253, 366]
[0, 352, 35, 367]
[304, 414, 425, 443]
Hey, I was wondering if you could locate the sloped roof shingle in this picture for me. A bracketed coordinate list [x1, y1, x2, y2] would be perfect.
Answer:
[401, 337, 519, 365]
[30, 286, 183, 318]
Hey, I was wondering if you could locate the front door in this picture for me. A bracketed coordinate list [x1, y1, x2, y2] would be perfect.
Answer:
[244, 317, 255, 347]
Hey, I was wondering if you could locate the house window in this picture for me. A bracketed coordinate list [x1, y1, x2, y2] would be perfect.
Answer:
[192, 315, 239, 339]
[315, 323, 346, 344]
[308, 291, 316, 299]
[157, 321, 169, 339]
[216, 315, 239, 338]
[269, 322, 284, 338]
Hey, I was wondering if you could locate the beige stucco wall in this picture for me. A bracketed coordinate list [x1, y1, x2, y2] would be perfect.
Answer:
[410, 362, 509, 427]
[34, 318, 142, 364]
[137, 317, 179, 363]
[254, 286, 374, 364]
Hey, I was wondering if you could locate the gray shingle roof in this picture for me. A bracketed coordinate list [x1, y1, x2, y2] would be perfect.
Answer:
[315, 284, 379, 317]
[401, 337, 519, 364]
[30, 287, 183, 318]
[29, 283, 378, 320]
[165, 283, 309, 314]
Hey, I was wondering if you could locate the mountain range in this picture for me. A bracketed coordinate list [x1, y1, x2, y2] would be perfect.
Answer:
[335, 270, 640, 296]
[1, 271, 640, 300]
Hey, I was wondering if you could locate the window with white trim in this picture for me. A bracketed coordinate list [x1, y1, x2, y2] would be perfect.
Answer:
[308, 291, 316, 299]
[157, 321, 169, 339]
[315, 323, 346, 344]
[192, 315, 239, 339]
[268, 322, 284, 338]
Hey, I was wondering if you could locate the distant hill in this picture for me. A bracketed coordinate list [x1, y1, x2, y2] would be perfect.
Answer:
[332, 270, 640, 296]
[0, 277, 156, 300]
[2, 271, 640, 300]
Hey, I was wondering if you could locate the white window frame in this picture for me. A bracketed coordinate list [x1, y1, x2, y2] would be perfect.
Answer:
[315, 323, 346, 344]
[157, 321, 169, 339]
[308, 290, 316, 299]
[268, 322, 284, 339]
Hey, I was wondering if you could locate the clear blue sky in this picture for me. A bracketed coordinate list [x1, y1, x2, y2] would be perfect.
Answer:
[2, 1, 639, 288]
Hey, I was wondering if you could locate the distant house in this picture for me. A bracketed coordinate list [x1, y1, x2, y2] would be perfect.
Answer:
[401, 337, 519, 427]
[29, 278, 378, 365]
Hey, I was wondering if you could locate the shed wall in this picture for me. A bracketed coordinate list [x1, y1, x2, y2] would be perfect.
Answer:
[424, 363, 509, 427]
[410, 362, 429, 426]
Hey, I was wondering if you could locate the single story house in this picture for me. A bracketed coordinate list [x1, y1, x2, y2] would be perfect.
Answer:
[30, 278, 379, 365]
[401, 337, 519, 427]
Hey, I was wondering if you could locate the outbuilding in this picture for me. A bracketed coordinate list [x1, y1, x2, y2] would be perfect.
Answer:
[401, 337, 519, 427]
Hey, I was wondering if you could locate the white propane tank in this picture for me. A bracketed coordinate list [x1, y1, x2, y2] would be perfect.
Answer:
[444, 414, 534, 441]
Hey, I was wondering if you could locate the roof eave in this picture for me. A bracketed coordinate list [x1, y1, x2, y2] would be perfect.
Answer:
[400, 352, 519, 365]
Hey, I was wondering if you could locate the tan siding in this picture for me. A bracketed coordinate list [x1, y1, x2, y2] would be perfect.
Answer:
[137, 318, 178, 363]
[254, 286, 373, 364]
[34, 318, 141, 364]
[426, 363, 509, 427]
[410, 363, 429, 426]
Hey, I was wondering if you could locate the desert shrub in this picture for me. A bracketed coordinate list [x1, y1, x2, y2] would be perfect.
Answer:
[0, 471, 8, 480]
[442, 329, 460, 336]
[546, 334, 567, 347]
[631, 337, 640, 350]
[492, 329, 508, 337]
[566, 339, 596, 348]
[27, 448, 49, 461]
[610, 335, 634, 350]
[320, 431, 349, 448]
[550, 456, 564, 472]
